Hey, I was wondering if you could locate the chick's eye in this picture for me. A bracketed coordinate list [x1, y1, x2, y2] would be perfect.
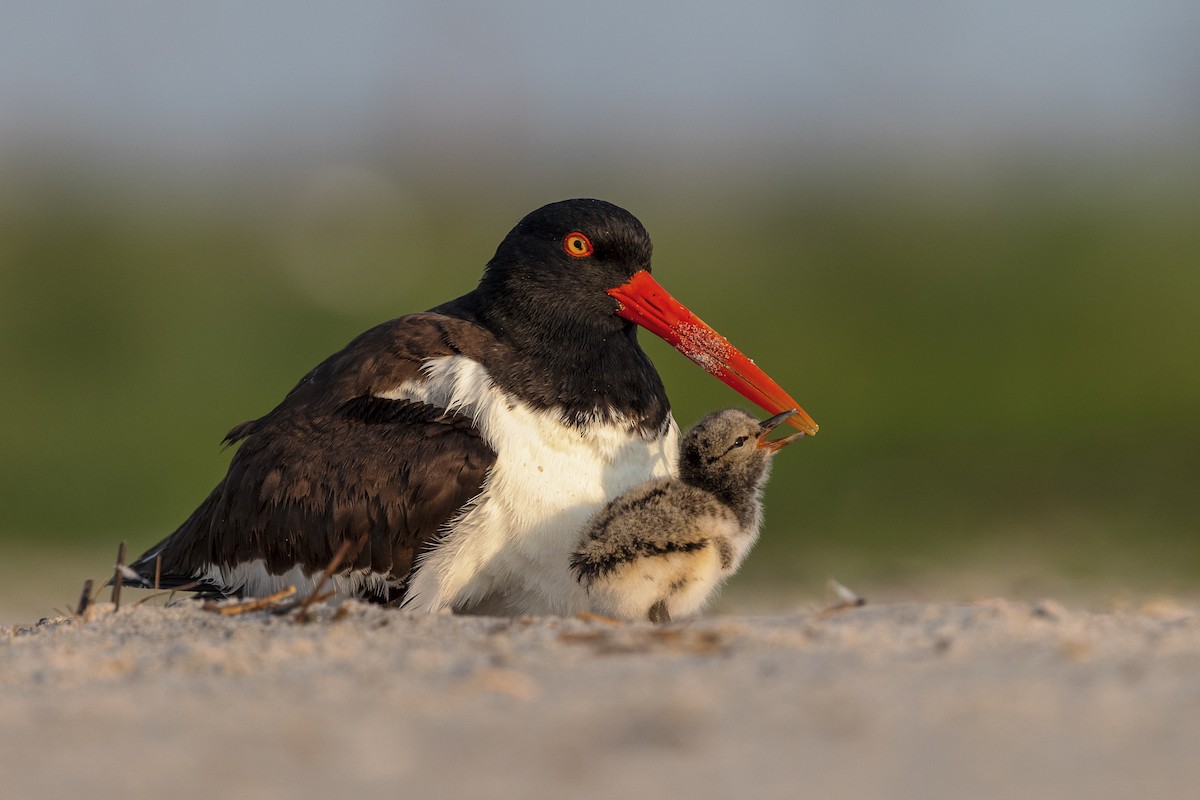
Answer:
[563, 232, 594, 258]
[733, 436, 749, 448]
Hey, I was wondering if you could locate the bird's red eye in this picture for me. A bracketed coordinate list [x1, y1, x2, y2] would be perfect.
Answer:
[563, 232, 594, 258]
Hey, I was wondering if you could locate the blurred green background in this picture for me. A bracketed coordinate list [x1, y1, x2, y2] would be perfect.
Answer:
[2, 4, 1198, 621]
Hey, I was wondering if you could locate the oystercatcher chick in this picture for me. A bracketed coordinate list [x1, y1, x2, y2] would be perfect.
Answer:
[570, 408, 804, 623]
[123, 199, 818, 615]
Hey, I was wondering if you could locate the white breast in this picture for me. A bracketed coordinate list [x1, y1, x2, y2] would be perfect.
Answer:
[376, 355, 679, 615]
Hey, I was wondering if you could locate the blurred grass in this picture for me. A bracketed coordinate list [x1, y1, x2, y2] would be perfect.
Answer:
[2, 165, 1198, 610]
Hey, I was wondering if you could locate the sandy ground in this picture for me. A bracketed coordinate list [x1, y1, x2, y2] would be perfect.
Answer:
[3, 597, 1199, 800]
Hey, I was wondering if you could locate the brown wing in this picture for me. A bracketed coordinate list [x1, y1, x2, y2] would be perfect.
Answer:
[130, 312, 501, 601]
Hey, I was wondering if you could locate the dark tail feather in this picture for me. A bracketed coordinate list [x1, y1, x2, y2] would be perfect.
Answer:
[117, 484, 232, 596]
[105, 553, 230, 597]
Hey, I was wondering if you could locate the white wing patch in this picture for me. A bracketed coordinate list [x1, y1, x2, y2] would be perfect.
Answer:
[195, 560, 398, 600]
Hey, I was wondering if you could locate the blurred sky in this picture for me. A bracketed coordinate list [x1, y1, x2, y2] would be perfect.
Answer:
[2, 1, 1198, 180]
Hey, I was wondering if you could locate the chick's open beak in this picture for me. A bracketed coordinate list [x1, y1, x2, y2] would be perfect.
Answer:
[756, 409, 807, 451]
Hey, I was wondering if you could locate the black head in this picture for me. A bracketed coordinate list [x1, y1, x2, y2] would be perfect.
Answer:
[477, 199, 653, 334]
[435, 199, 817, 438]
[434, 199, 666, 432]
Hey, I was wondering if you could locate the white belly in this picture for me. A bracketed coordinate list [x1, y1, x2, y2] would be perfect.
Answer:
[377, 355, 679, 614]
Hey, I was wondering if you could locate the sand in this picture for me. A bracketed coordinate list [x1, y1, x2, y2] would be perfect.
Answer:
[3, 597, 1199, 800]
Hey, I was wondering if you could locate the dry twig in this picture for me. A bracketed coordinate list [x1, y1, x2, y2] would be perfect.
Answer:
[111, 541, 126, 611]
[295, 534, 366, 622]
[75, 579, 94, 617]
[202, 586, 299, 616]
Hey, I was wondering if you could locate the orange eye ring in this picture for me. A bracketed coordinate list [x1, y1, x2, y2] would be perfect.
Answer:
[563, 232, 594, 258]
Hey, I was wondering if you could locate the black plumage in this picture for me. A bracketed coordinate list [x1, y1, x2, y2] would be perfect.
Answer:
[128, 200, 668, 601]
[123, 197, 815, 613]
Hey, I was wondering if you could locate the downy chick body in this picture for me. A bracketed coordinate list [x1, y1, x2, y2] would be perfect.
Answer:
[570, 408, 803, 622]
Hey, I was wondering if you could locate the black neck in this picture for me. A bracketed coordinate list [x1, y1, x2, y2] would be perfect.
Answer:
[433, 290, 670, 437]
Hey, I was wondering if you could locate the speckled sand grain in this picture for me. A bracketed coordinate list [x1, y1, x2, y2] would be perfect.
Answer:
[3, 599, 1199, 799]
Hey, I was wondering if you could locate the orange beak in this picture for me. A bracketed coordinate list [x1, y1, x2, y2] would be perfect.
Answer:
[607, 270, 818, 435]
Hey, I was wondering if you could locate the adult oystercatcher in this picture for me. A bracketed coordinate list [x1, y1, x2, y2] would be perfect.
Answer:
[570, 409, 804, 623]
[126, 199, 818, 614]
